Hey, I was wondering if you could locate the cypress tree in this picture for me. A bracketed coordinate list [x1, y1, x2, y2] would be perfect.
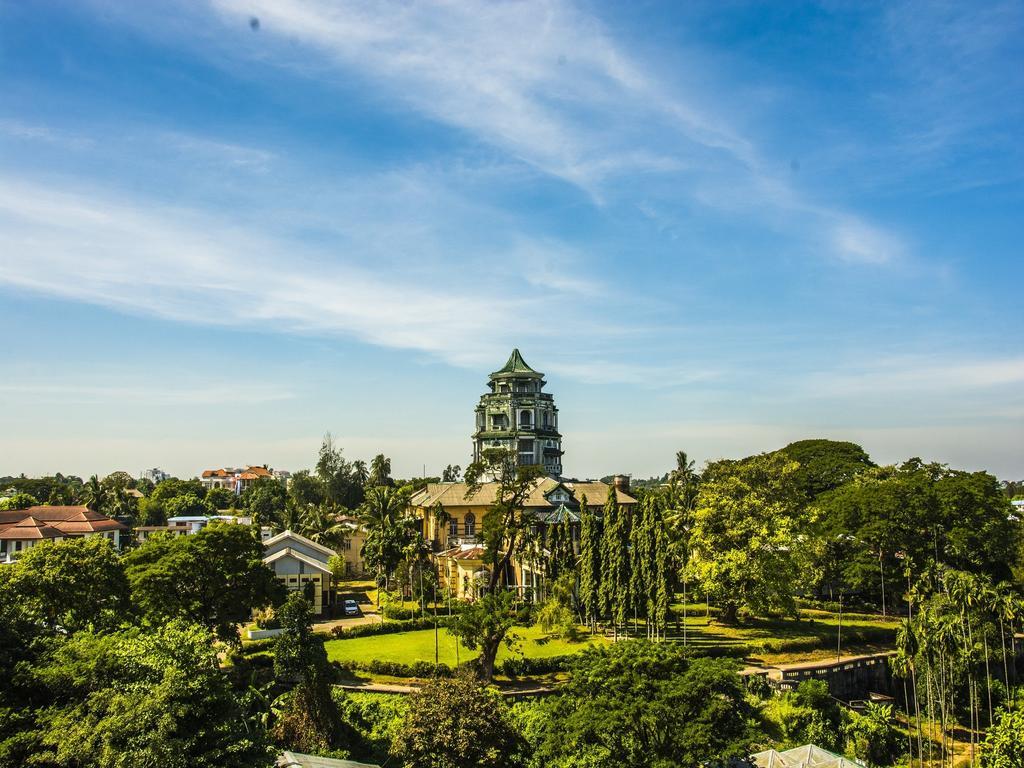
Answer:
[578, 495, 601, 631]
[601, 486, 630, 637]
[629, 497, 652, 633]
[547, 522, 562, 580]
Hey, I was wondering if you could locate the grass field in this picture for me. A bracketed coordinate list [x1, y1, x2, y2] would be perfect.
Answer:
[323, 604, 898, 672]
[325, 623, 609, 667]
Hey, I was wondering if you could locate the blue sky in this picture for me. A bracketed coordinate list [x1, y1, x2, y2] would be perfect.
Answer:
[1, 0, 1022, 481]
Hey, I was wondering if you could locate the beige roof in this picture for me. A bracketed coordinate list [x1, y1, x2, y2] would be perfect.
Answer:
[410, 477, 635, 510]
[438, 544, 487, 561]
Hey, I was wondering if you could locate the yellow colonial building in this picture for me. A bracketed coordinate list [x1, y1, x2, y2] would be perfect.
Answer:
[411, 476, 636, 600]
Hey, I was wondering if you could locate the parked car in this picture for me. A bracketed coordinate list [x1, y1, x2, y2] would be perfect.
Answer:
[342, 599, 361, 617]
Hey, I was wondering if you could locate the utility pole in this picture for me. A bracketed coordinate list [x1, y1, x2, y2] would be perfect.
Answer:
[837, 594, 843, 664]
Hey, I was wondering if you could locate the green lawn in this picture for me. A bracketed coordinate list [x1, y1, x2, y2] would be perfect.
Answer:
[325, 623, 608, 667]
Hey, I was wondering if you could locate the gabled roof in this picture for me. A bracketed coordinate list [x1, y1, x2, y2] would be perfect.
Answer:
[490, 348, 542, 378]
[410, 477, 636, 510]
[542, 503, 580, 524]
[264, 547, 333, 574]
[751, 745, 866, 768]
[0, 516, 65, 540]
[263, 529, 335, 559]
[0, 506, 127, 538]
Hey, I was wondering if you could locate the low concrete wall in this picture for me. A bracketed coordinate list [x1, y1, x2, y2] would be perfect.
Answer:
[247, 627, 285, 640]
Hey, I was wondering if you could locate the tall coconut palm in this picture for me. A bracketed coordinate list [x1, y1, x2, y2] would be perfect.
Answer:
[80, 475, 105, 512]
[352, 459, 369, 487]
[301, 505, 349, 551]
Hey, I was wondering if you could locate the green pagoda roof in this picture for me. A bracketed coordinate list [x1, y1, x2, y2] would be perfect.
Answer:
[491, 348, 542, 378]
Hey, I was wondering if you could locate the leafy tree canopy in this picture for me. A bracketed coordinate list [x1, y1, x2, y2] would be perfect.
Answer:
[5, 537, 129, 634]
[778, 439, 874, 501]
[124, 525, 283, 642]
[29, 620, 270, 768]
[392, 674, 526, 768]
[527, 641, 758, 768]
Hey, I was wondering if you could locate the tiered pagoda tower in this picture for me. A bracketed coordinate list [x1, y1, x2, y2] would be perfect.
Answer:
[472, 349, 563, 477]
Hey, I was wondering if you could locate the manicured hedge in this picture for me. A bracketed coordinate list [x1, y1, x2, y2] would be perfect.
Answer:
[330, 616, 457, 639]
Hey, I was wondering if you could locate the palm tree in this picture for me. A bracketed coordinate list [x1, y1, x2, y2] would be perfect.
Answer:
[300, 505, 349, 550]
[358, 485, 412, 594]
[352, 460, 369, 487]
[369, 454, 392, 487]
[80, 475, 105, 512]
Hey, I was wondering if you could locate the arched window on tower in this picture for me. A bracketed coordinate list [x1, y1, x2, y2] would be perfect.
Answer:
[464, 512, 476, 537]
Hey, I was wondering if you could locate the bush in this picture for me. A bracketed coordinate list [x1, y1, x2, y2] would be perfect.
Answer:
[240, 637, 278, 654]
[500, 655, 571, 677]
[363, 659, 453, 678]
[330, 616, 456, 639]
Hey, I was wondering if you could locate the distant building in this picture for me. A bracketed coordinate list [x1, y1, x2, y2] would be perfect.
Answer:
[199, 465, 279, 494]
[472, 349, 563, 477]
[334, 515, 367, 578]
[263, 530, 334, 615]
[0, 506, 127, 564]
[141, 468, 170, 484]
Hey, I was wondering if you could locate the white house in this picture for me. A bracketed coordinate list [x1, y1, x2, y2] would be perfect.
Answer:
[263, 530, 334, 615]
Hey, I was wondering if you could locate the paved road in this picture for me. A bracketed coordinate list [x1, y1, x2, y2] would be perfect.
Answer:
[314, 611, 381, 634]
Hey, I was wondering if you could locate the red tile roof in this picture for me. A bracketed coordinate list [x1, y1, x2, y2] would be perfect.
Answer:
[0, 505, 127, 540]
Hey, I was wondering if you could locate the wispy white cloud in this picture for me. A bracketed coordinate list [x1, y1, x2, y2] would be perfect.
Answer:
[0, 380, 294, 406]
[805, 356, 1024, 397]
[159, 0, 901, 265]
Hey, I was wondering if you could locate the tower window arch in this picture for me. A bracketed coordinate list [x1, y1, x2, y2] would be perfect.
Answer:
[464, 513, 476, 537]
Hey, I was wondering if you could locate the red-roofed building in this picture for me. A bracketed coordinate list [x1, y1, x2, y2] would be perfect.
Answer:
[199, 465, 288, 494]
[0, 506, 127, 563]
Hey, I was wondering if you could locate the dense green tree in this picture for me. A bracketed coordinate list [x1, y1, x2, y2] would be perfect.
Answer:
[391, 673, 525, 768]
[316, 433, 364, 509]
[100, 470, 135, 493]
[778, 439, 875, 501]
[0, 492, 37, 510]
[441, 464, 462, 482]
[124, 525, 283, 642]
[846, 703, 903, 767]
[689, 452, 803, 623]
[272, 593, 346, 755]
[29, 620, 270, 768]
[164, 492, 210, 519]
[205, 486, 236, 511]
[981, 707, 1024, 767]
[5, 537, 128, 634]
[600, 485, 631, 633]
[577, 495, 602, 630]
[241, 477, 287, 527]
[288, 470, 325, 509]
[526, 641, 757, 768]
[138, 478, 207, 526]
[814, 461, 1018, 605]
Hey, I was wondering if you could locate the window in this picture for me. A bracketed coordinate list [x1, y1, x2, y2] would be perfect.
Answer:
[464, 513, 476, 537]
[449, 517, 458, 536]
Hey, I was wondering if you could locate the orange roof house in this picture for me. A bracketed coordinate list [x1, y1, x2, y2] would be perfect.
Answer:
[0, 506, 127, 563]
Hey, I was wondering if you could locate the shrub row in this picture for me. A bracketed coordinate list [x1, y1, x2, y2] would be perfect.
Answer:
[240, 637, 278, 654]
[330, 616, 457, 639]
[499, 654, 572, 677]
